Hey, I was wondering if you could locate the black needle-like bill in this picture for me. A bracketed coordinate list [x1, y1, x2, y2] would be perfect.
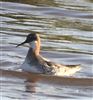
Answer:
[16, 41, 27, 47]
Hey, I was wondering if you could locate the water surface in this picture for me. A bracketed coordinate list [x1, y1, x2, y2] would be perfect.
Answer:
[0, 0, 93, 100]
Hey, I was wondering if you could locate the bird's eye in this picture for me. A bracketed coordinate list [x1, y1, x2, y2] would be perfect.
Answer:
[29, 36, 32, 38]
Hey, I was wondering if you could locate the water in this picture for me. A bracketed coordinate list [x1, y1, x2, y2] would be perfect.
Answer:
[0, 0, 93, 100]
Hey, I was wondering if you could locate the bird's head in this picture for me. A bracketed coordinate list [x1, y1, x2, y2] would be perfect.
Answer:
[16, 33, 38, 48]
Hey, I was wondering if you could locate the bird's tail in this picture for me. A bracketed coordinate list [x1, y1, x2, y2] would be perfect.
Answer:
[56, 64, 81, 76]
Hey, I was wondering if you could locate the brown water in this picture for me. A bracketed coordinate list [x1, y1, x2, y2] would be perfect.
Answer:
[0, 0, 93, 100]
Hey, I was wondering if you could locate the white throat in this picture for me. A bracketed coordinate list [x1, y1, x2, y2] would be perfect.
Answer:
[29, 41, 37, 50]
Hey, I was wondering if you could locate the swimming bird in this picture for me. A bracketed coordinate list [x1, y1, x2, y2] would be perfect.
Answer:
[17, 32, 81, 76]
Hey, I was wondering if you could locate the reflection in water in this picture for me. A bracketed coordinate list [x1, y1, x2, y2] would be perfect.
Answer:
[25, 81, 36, 93]
[0, 76, 93, 100]
[0, 0, 93, 100]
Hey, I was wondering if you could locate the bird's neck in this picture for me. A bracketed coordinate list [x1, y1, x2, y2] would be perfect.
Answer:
[30, 34, 41, 56]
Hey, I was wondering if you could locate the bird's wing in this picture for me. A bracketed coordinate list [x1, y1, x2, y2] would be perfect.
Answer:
[36, 55, 57, 74]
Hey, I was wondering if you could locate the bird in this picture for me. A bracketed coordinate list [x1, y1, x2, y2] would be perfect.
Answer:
[16, 32, 81, 76]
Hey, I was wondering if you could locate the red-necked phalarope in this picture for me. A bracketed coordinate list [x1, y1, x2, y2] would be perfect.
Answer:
[16, 32, 81, 76]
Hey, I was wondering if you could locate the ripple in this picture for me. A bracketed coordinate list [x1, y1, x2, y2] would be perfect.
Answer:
[0, 1, 93, 100]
